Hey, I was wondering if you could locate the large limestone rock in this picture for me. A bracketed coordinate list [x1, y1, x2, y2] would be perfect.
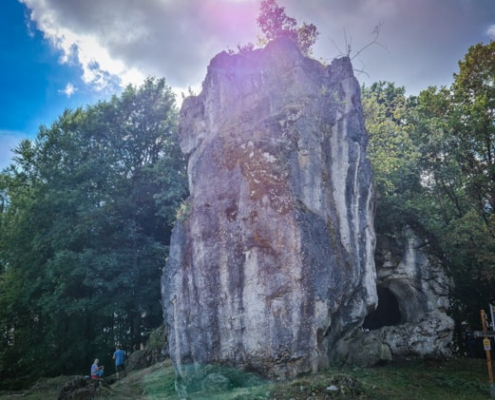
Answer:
[161, 37, 377, 386]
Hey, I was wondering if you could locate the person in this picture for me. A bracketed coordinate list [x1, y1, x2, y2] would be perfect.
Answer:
[465, 328, 476, 358]
[113, 345, 126, 379]
[91, 359, 104, 379]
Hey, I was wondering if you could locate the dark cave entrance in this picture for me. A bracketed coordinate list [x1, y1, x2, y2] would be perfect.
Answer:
[363, 287, 402, 330]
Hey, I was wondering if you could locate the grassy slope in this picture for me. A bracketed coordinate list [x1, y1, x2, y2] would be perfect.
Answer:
[0, 358, 492, 399]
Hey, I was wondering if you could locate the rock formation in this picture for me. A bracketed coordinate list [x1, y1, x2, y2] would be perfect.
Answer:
[364, 227, 454, 358]
[161, 36, 377, 388]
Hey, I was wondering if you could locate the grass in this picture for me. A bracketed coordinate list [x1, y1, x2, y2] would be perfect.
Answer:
[0, 357, 493, 399]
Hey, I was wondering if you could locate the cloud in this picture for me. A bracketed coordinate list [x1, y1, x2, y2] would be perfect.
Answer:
[488, 24, 495, 38]
[19, 0, 495, 97]
[20, 0, 259, 91]
[284, 0, 495, 93]
[59, 82, 76, 97]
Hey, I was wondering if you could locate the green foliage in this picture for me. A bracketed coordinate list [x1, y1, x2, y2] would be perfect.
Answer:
[452, 41, 495, 224]
[147, 326, 166, 352]
[413, 43, 495, 328]
[257, 0, 319, 56]
[363, 82, 420, 197]
[364, 42, 495, 333]
[0, 77, 187, 383]
[175, 200, 191, 222]
[2, 358, 490, 399]
[362, 82, 423, 237]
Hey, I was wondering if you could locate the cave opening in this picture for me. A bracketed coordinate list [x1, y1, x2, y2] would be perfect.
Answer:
[363, 286, 402, 330]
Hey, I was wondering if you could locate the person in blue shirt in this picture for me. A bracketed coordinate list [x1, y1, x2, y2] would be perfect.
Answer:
[90, 359, 104, 379]
[113, 345, 126, 379]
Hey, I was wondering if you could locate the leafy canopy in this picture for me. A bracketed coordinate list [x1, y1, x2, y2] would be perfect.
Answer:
[0, 77, 187, 384]
[257, 0, 319, 56]
[364, 40, 495, 334]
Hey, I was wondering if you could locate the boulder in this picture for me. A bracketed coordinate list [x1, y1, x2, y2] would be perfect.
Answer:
[162, 36, 377, 387]
[363, 227, 454, 359]
[126, 325, 169, 372]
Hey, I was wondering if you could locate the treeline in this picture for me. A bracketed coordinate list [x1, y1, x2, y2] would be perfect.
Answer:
[0, 78, 188, 386]
[364, 41, 495, 337]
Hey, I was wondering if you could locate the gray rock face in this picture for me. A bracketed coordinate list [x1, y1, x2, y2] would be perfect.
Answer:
[362, 227, 454, 359]
[161, 37, 377, 384]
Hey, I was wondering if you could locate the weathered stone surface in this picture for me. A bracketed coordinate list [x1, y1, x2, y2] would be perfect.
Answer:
[162, 37, 377, 385]
[364, 227, 454, 358]
[330, 328, 392, 366]
[126, 325, 169, 372]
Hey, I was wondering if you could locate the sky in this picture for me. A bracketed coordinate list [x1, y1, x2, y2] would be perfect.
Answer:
[1, 0, 495, 169]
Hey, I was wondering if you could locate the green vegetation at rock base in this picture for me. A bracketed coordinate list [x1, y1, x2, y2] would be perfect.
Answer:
[0, 358, 491, 400]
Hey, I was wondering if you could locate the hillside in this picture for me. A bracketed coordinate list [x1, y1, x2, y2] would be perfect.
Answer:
[0, 357, 492, 399]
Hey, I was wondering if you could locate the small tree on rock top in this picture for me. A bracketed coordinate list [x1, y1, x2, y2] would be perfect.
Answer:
[257, 0, 319, 56]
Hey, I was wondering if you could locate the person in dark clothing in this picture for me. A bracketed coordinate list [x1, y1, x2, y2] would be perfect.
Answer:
[465, 329, 476, 358]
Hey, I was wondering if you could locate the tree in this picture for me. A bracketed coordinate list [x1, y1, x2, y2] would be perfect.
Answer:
[257, 0, 319, 56]
[363, 42, 495, 336]
[0, 77, 187, 384]
[452, 41, 495, 229]
[362, 82, 422, 234]
[445, 41, 495, 328]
